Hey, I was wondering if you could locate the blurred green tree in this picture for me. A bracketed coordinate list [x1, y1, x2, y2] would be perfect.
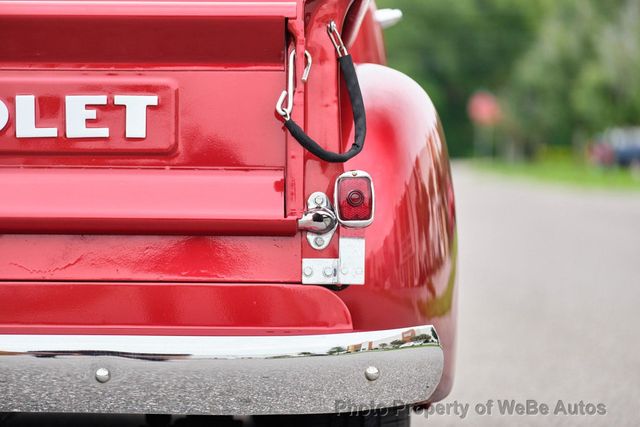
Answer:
[378, 0, 550, 156]
[378, 0, 640, 159]
[505, 0, 640, 155]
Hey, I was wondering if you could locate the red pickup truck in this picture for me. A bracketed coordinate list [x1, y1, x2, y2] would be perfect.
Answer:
[0, 1, 457, 425]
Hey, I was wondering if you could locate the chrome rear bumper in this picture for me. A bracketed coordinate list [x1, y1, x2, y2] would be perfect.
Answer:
[0, 325, 443, 415]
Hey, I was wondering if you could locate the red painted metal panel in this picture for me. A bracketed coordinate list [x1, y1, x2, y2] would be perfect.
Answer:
[0, 168, 293, 234]
[0, 282, 352, 335]
[0, 71, 286, 168]
[0, 7, 302, 279]
[348, 2, 387, 65]
[0, 16, 285, 68]
[0, 1, 299, 18]
[0, 235, 300, 282]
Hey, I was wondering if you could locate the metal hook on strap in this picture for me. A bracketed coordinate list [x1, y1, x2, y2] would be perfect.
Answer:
[327, 21, 348, 57]
[276, 21, 366, 163]
[276, 49, 312, 121]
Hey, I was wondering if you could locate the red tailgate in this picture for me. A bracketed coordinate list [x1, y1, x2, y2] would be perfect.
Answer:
[0, 1, 303, 282]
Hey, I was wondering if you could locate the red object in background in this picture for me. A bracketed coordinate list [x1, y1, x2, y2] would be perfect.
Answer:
[468, 90, 502, 126]
[0, 0, 458, 404]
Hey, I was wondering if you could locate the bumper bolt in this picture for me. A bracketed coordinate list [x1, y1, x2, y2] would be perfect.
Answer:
[303, 266, 313, 277]
[95, 367, 111, 383]
[364, 366, 379, 381]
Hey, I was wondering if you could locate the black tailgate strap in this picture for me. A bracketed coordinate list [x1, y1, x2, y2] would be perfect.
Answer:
[277, 21, 366, 163]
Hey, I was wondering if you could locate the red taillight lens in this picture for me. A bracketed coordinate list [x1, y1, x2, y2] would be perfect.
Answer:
[335, 172, 374, 226]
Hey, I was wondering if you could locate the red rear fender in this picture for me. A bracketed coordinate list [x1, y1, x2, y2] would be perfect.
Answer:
[336, 63, 458, 401]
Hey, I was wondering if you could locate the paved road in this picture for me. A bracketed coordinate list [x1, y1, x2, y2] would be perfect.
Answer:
[412, 163, 640, 426]
[2, 164, 639, 426]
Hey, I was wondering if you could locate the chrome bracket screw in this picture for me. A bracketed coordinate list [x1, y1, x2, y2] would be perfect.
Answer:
[323, 266, 335, 278]
[95, 367, 111, 383]
[364, 366, 380, 381]
[303, 266, 313, 277]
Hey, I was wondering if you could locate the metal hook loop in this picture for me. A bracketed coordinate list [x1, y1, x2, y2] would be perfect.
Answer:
[327, 21, 348, 57]
[276, 49, 312, 121]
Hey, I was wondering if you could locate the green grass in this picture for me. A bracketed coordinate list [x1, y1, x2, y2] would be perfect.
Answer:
[472, 158, 640, 191]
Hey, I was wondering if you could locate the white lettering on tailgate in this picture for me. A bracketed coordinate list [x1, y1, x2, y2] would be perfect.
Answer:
[0, 94, 159, 139]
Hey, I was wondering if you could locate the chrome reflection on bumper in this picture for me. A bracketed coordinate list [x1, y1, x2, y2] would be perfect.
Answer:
[0, 325, 443, 415]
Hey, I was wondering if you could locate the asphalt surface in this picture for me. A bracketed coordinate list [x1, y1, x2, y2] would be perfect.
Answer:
[413, 163, 640, 426]
[2, 163, 639, 426]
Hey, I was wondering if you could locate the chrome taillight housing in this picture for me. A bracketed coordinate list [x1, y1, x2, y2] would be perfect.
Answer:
[334, 170, 374, 227]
